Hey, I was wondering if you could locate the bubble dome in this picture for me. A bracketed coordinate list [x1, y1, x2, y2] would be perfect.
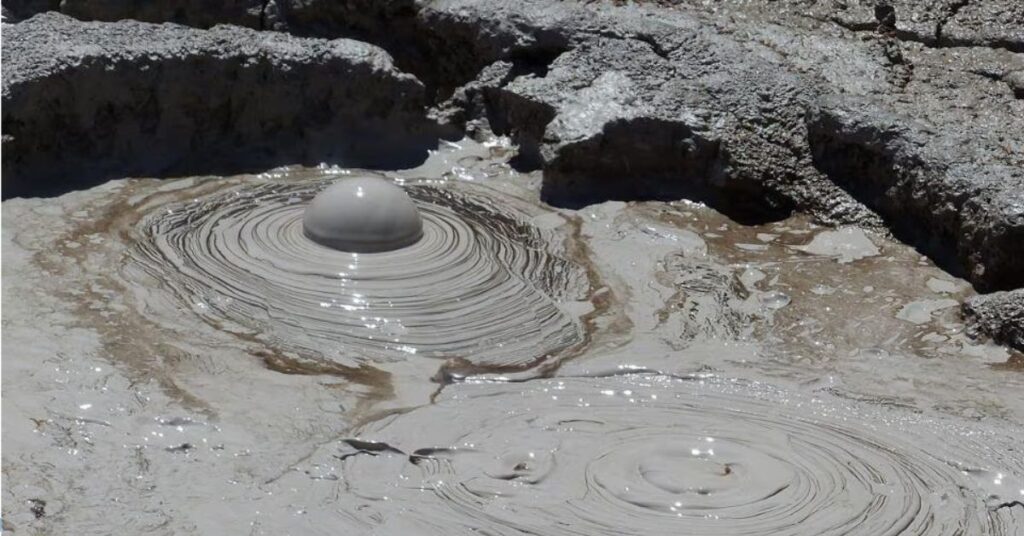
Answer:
[302, 177, 424, 252]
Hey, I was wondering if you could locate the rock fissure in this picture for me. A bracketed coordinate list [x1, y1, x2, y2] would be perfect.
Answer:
[817, 4, 1023, 53]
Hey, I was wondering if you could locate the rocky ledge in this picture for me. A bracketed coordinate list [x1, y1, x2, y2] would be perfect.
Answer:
[1, 12, 446, 197]
[2, 0, 1022, 349]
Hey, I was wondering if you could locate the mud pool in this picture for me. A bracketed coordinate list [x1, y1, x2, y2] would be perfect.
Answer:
[2, 139, 1023, 534]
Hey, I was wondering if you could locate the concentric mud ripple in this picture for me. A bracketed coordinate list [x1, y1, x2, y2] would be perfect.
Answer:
[335, 374, 1024, 535]
[125, 178, 589, 368]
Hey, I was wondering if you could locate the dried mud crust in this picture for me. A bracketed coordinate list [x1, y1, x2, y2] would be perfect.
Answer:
[2, 1, 1023, 330]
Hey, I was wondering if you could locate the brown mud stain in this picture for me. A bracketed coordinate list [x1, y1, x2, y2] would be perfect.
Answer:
[990, 351, 1024, 372]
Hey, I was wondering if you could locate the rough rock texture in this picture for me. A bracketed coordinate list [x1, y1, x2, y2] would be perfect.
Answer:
[964, 289, 1024, 352]
[2, 0, 1023, 326]
[805, 0, 1024, 51]
[405, 1, 1024, 290]
[668, 0, 1023, 52]
[1, 12, 446, 197]
[2, 0, 264, 28]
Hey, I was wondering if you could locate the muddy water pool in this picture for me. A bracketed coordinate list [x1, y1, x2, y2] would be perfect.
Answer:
[2, 139, 1022, 534]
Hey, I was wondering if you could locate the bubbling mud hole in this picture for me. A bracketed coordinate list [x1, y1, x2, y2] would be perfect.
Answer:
[124, 176, 590, 369]
[315, 374, 1024, 535]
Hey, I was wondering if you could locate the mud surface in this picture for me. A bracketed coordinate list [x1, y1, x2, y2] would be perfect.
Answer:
[126, 176, 589, 369]
[331, 374, 1023, 535]
[3, 141, 1023, 534]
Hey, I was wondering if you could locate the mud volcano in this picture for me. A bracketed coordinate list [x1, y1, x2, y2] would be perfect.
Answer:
[127, 177, 588, 368]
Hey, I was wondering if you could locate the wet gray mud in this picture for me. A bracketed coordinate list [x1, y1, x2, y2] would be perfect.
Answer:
[329, 374, 1024, 535]
[3, 140, 1024, 534]
[126, 178, 588, 370]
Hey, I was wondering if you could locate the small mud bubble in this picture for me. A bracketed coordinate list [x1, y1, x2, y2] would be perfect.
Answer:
[810, 284, 836, 295]
[302, 177, 424, 253]
[792, 227, 880, 263]
[857, 347, 891, 359]
[759, 290, 791, 310]
[926, 277, 959, 294]
[896, 299, 959, 325]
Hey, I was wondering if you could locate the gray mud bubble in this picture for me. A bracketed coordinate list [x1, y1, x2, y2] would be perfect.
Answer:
[302, 177, 424, 253]
[124, 176, 590, 369]
[331, 374, 1024, 535]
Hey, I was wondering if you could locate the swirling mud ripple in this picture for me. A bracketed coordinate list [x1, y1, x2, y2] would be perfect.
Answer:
[125, 179, 589, 368]
[335, 374, 1024, 535]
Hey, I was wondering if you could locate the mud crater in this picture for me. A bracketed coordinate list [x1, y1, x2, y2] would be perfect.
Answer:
[125, 175, 592, 371]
